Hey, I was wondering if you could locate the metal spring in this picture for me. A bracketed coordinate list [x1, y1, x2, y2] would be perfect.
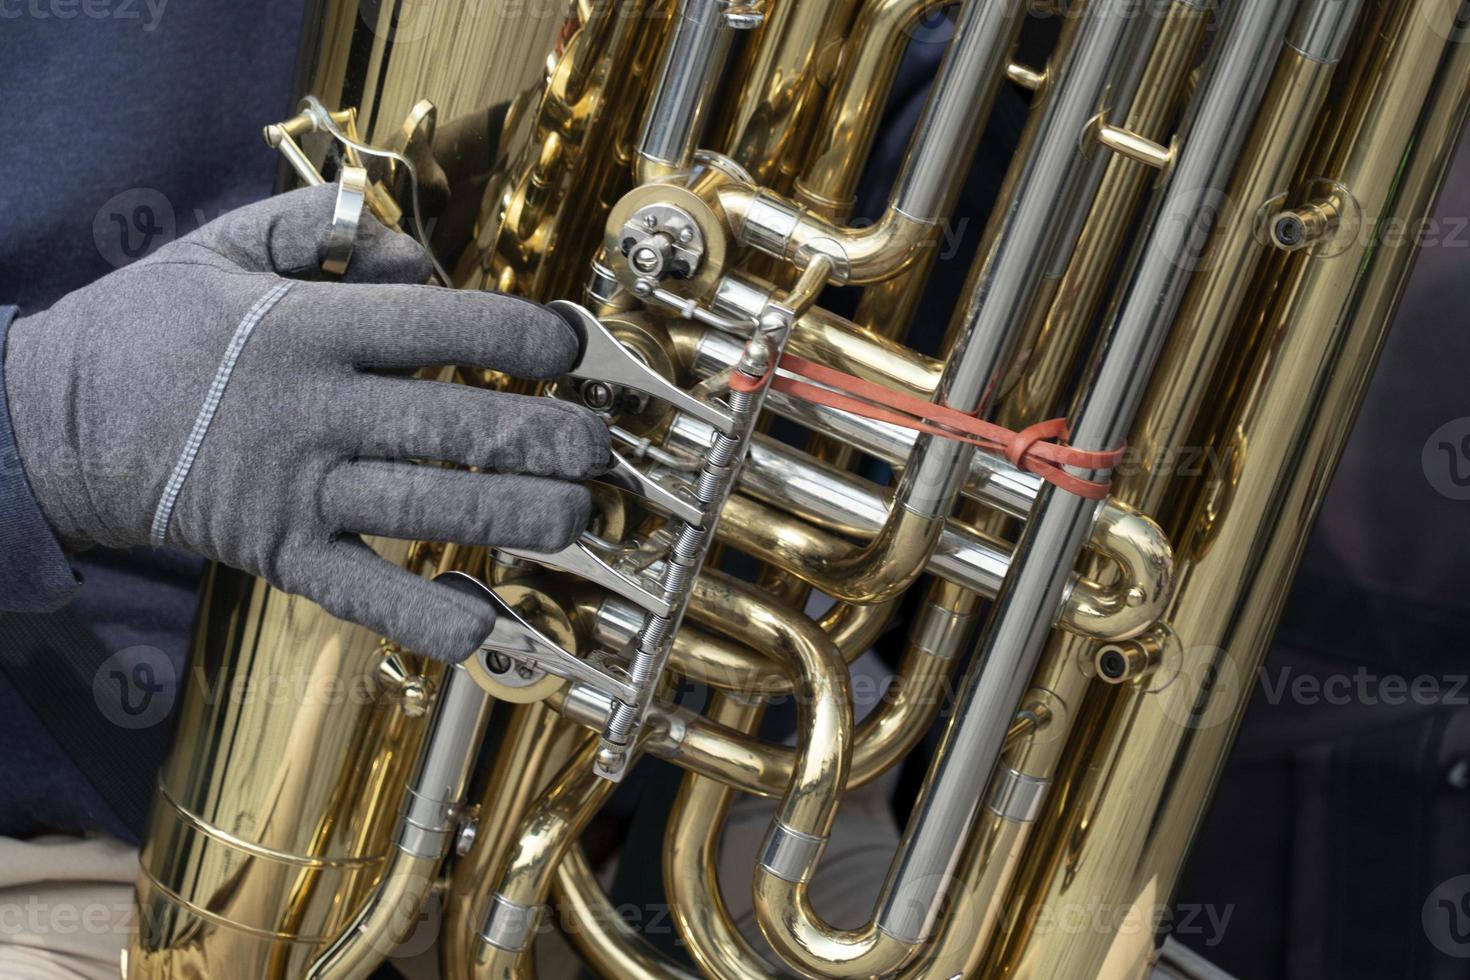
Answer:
[602, 383, 759, 752]
[661, 559, 693, 597]
[673, 523, 704, 563]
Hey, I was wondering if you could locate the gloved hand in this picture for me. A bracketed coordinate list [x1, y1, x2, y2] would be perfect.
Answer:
[3, 183, 609, 661]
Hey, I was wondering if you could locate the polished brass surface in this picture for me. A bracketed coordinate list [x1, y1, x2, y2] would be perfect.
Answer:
[992, 3, 1470, 976]
[132, 0, 1470, 976]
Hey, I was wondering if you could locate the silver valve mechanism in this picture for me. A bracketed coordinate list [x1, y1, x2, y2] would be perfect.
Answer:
[598, 450, 705, 526]
[436, 572, 637, 704]
[496, 536, 674, 620]
[549, 300, 738, 436]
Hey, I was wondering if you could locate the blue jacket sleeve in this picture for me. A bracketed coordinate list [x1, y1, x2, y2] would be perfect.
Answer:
[0, 305, 82, 610]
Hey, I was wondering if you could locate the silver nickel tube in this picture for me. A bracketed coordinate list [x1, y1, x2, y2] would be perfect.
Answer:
[684, 330, 1044, 518]
[637, 0, 731, 177]
[888, 0, 1028, 222]
[897, 0, 1155, 521]
[874, 0, 1302, 946]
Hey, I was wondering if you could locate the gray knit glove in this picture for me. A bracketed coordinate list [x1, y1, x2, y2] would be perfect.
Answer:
[3, 184, 610, 661]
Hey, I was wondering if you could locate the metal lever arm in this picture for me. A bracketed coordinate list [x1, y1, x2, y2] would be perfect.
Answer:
[436, 572, 637, 703]
[550, 300, 738, 435]
[498, 537, 674, 619]
[599, 451, 705, 525]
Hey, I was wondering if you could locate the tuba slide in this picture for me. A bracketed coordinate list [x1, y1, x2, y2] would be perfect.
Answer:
[124, 0, 1470, 977]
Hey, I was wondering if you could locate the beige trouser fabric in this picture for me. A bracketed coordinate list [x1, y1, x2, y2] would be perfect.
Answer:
[0, 835, 135, 980]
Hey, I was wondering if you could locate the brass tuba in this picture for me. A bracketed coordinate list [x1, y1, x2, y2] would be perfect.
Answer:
[125, 0, 1470, 977]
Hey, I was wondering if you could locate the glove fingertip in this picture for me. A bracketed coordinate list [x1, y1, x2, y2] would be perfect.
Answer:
[424, 600, 498, 663]
[543, 483, 594, 553]
[524, 302, 584, 378]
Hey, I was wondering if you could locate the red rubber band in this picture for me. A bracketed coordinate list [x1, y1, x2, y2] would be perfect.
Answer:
[725, 353, 1124, 500]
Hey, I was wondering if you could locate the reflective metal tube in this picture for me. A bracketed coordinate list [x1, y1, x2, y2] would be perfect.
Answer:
[896, 0, 1156, 522]
[307, 664, 492, 980]
[636, 0, 734, 182]
[998, 2, 1470, 974]
[876, 0, 1299, 947]
[738, 1, 1163, 972]
[716, 0, 1027, 283]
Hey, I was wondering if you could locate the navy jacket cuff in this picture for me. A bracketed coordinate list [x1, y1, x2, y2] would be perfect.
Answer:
[0, 305, 82, 611]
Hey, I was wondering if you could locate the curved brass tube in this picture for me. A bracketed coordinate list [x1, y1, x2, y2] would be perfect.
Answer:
[665, 694, 780, 980]
[719, 491, 1172, 639]
[553, 846, 699, 980]
[670, 620, 793, 695]
[442, 704, 581, 980]
[308, 662, 493, 980]
[665, 577, 966, 797]
[687, 571, 852, 831]
[306, 851, 443, 980]
[588, 586, 896, 695]
[795, 0, 952, 215]
[660, 573, 916, 975]
[729, 491, 945, 604]
[731, 589, 912, 977]
[717, 184, 935, 285]
[1061, 496, 1175, 641]
[469, 736, 616, 980]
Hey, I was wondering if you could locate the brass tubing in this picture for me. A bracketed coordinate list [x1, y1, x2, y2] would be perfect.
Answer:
[729, 0, 1153, 617]
[687, 572, 852, 831]
[873, 0, 1296, 954]
[795, 0, 949, 215]
[848, 0, 1091, 339]
[659, 580, 969, 797]
[441, 703, 580, 980]
[666, 695, 779, 980]
[470, 736, 617, 979]
[716, 0, 861, 188]
[715, 477, 1171, 640]
[592, 583, 898, 697]
[904, 9, 1359, 970]
[308, 852, 442, 980]
[786, 306, 942, 398]
[994, 0, 1210, 434]
[553, 846, 699, 980]
[995, 2, 1466, 976]
[713, 0, 1026, 285]
[308, 663, 493, 980]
